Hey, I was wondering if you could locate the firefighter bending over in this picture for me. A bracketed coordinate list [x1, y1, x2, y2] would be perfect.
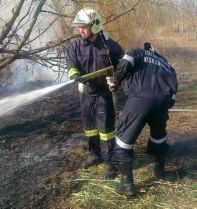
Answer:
[65, 8, 124, 179]
[108, 42, 178, 196]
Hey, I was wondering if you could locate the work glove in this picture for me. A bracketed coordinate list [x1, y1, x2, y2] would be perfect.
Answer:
[78, 82, 92, 93]
[169, 94, 176, 108]
[106, 76, 116, 92]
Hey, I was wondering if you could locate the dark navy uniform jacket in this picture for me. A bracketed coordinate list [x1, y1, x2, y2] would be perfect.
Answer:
[65, 35, 124, 94]
[115, 48, 178, 99]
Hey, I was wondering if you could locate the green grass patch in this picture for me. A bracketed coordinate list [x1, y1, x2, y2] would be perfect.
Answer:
[64, 146, 197, 209]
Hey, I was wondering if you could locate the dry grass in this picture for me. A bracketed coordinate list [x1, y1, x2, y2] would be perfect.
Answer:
[41, 109, 196, 209]
[64, 140, 196, 209]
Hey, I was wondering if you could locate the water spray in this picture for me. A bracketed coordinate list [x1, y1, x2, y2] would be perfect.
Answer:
[0, 66, 114, 117]
[0, 80, 75, 117]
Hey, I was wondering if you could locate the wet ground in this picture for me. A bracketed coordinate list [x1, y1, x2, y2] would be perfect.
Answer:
[0, 82, 83, 208]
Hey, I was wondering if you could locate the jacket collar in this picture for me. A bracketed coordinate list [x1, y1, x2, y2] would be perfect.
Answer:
[83, 35, 101, 46]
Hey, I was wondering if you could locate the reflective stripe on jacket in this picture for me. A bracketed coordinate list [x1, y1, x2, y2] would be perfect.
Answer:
[65, 35, 124, 93]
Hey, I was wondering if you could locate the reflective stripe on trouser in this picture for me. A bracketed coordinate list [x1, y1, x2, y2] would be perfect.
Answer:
[80, 93, 115, 134]
[112, 97, 170, 162]
[84, 129, 115, 162]
[99, 130, 115, 141]
[149, 135, 167, 144]
[111, 136, 134, 162]
[84, 129, 115, 141]
[84, 129, 99, 137]
[80, 93, 115, 162]
[147, 135, 169, 156]
[84, 129, 100, 158]
[115, 136, 133, 150]
[99, 131, 115, 163]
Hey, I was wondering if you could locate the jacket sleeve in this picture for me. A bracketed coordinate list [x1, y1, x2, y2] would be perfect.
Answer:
[65, 43, 81, 78]
[114, 49, 141, 87]
[114, 56, 134, 87]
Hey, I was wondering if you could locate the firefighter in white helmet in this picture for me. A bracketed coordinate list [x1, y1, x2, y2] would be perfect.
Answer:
[71, 7, 103, 34]
[65, 8, 124, 179]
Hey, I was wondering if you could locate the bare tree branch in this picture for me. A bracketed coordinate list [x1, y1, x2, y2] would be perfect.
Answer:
[41, 9, 73, 18]
[0, 0, 25, 44]
[103, 0, 142, 25]
[1, 1, 34, 51]
[26, 18, 58, 45]
[30, 34, 80, 54]
[0, 0, 47, 70]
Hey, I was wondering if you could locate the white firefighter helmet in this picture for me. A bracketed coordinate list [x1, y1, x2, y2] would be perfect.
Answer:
[71, 8, 103, 34]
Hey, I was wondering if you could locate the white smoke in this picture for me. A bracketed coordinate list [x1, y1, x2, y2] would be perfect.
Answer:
[0, 0, 75, 86]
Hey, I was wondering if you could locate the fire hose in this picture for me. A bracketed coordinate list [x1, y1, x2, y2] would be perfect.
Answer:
[69, 65, 117, 122]
[80, 66, 114, 81]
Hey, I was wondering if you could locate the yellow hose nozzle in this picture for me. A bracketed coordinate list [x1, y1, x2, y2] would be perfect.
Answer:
[81, 66, 114, 81]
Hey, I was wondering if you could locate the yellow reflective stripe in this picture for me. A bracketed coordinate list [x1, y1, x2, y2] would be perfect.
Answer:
[68, 67, 80, 77]
[84, 129, 99, 137]
[99, 131, 115, 141]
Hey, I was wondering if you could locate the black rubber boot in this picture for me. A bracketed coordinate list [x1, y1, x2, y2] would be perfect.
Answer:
[153, 155, 165, 179]
[81, 156, 103, 169]
[146, 140, 169, 179]
[115, 162, 136, 197]
[81, 136, 102, 169]
[100, 162, 118, 180]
